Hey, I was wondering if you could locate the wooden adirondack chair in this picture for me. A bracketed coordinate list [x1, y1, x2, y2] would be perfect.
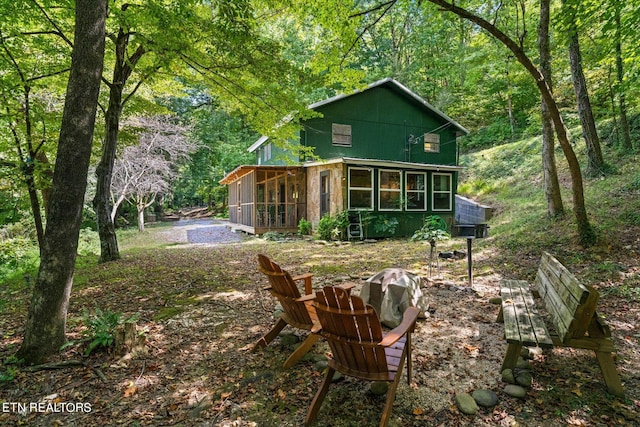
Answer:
[305, 286, 420, 427]
[252, 254, 320, 369]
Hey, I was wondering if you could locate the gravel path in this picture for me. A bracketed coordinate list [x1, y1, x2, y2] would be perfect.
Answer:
[157, 218, 244, 245]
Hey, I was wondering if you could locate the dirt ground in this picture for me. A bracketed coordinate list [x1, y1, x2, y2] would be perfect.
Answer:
[1, 221, 638, 426]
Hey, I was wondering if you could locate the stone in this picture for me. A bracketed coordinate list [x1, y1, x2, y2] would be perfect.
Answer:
[516, 358, 532, 370]
[504, 384, 527, 398]
[280, 334, 300, 346]
[472, 389, 499, 408]
[501, 368, 516, 384]
[455, 393, 478, 415]
[273, 303, 283, 320]
[515, 371, 533, 388]
[314, 360, 328, 371]
[304, 353, 325, 363]
[369, 382, 389, 395]
[489, 297, 502, 305]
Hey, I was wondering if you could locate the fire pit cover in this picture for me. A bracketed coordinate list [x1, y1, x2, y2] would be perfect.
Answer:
[360, 268, 428, 328]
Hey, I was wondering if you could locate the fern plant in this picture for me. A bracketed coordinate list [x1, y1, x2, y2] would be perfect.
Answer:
[82, 308, 139, 356]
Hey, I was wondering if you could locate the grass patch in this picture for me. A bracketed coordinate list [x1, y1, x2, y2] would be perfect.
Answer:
[310, 263, 351, 275]
[153, 306, 186, 321]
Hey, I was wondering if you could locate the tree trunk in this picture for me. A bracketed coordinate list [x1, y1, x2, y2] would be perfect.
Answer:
[505, 60, 515, 140]
[606, 66, 620, 146]
[24, 164, 45, 252]
[93, 81, 123, 262]
[10, 85, 45, 250]
[17, 0, 107, 365]
[538, 0, 564, 217]
[614, 6, 632, 150]
[427, 0, 594, 245]
[565, 1, 604, 175]
[137, 204, 145, 233]
[93, 28, 145, 263]
[35, 150, 54, 217]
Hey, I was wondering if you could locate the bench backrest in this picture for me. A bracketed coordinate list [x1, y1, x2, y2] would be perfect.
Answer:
[535, 252, 599, 343]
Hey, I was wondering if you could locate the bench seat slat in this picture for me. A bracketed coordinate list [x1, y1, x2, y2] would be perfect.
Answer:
[501, 280, 553, 348]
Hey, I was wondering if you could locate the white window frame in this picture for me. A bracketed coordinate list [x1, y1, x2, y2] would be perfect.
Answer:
[405, 171, 427, 211]
[332, 123, 352, 147]
[378, 169, 402, 211]
[424, 133, 440, 153]
[431, 172, 452, 211]
[261, 142, 272, 164]
[348, 167, 373, 210]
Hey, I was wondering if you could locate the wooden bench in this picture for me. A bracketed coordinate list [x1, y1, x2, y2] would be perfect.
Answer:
[497, 252, 624, 397]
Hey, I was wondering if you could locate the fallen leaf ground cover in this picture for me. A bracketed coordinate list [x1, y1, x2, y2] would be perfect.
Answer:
[1, 222, 639, 426]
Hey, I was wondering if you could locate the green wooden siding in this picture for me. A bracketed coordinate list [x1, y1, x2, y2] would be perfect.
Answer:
[302, 86, 459, 166]
[255, 142, 299, 166]
[357, 211, 455, 239]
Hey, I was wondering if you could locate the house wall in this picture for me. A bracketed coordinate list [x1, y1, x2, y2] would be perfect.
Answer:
[341, 162, 456, 238]
[255, 141, 299, 166]
[305, 163, 345, 227]
[303, 161, 457, 238]
[302, 86, 459, 166]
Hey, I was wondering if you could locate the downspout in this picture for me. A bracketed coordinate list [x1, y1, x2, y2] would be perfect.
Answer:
[404, 121, 409, 162]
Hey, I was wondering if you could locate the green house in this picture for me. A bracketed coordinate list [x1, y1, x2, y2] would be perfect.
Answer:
[220, 78, 468, 237]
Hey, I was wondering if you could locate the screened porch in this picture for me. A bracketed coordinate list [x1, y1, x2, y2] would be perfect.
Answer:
[221, 166, 306, 235]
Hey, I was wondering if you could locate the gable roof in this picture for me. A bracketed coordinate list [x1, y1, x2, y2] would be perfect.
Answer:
[249, 78, 468, 153]
[309, 78, 469, 135]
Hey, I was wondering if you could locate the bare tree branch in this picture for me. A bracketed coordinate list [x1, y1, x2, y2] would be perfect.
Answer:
[342, 0, 398, 66]
[29, 0, 74, 47]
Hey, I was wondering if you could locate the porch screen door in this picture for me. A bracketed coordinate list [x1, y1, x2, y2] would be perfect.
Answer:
[320, 171, 330, 218]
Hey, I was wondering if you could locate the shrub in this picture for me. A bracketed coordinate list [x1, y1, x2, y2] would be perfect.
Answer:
[262, 231, 285, 241]
[0, 364, 19, 384]
[77, 228, 101, 256]
[317, 214, 338, 241]
[0, 237, 39, 284]
[298, 218, 312, 236]
[373, 216, 399, 236]
[334, 210, 351, 235]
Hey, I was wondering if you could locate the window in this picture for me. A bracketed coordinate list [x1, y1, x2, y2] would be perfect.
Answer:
[348, 167, 373, 209]
[332, 123, 352, 147]
[378, 170, 402, 211]
[259, 143, 272, 164]
[424, 133, 440, 153]
[432, 173, 452, 211]
[405, 172, 427, 211]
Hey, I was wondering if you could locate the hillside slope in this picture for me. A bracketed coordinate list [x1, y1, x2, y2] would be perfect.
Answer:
[459, 136, 640, 274]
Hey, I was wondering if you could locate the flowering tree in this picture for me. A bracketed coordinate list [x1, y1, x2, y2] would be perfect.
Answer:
[111, 116, 197, 232]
